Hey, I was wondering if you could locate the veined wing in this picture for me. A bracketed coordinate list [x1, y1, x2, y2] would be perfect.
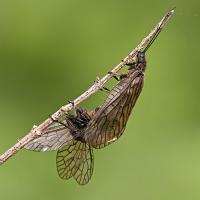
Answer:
[24, 120, 77, 152]
[56, 140, 94, 185]
[85, 70, 144, 149]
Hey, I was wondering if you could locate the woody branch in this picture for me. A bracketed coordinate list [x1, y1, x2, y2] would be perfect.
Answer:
[0, 8, 174, 165]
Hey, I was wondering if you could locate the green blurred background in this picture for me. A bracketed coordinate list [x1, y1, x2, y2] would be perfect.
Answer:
[0, 0, 199, 199]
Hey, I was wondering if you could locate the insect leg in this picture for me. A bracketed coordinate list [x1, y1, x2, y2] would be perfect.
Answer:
[49, 115, 70, 129]
[108, 71, 120, 81]
[100, 86, 110, 93]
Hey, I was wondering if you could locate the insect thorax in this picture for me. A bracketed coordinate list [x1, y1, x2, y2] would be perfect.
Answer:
[128, 51, 147, 72]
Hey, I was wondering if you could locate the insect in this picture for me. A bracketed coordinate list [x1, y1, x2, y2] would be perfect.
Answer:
[25, 17, 165, 185]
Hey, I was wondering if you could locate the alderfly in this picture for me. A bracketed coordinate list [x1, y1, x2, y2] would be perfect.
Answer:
[25, 9, 174, 185]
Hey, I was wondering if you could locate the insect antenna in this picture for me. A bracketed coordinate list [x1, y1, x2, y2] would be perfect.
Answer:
[143, 28, 162, 53]
[143, 8, 175, 53]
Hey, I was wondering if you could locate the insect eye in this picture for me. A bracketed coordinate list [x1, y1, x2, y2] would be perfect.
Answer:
[140, 53, 144, 57]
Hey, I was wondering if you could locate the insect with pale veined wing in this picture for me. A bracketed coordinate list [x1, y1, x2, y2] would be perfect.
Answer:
[25, 10, 170, 184]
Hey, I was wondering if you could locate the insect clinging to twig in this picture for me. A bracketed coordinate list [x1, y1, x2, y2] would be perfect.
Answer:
[24, 9, 172, 185]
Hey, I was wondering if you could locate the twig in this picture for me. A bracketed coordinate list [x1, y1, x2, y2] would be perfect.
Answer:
[0, 8, 175, 165]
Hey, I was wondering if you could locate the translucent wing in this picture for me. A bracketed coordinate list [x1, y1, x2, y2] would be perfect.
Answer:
[24, 121, 76, 152]
[85, 71, 144, 149]
[24, 108, 93, 152]
[56, 140, 94, 185]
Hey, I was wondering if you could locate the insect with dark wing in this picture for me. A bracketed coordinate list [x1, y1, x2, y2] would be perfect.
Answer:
[25, 14, 167, 185]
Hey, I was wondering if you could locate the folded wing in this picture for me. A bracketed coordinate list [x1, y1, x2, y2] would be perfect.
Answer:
[85, 71, 144, 149]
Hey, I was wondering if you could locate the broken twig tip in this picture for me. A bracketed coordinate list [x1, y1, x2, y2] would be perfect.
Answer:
[169, 7, 176, 15]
